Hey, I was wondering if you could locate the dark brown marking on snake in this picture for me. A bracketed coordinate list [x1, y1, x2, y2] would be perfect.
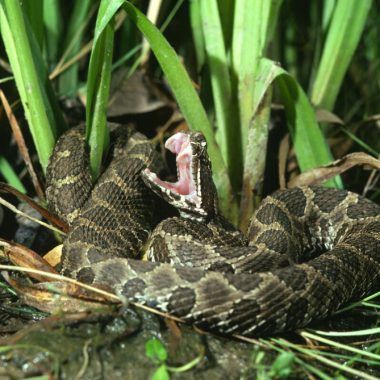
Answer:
[347, 200, 380, 219]
[226, 272, 263, 292]
[312, 187, 348, 213]
[122, 278, 147, 297]
[273, 187, 307, 217]
[256, 204, 292, 232]
[275, 266, 308, 292]
[87, 247, 109, 263]
[77, 267, 96, 283]
[208, 261, 234, 273]
[168, 287, 196, 315]
[256, 230, 289, 254]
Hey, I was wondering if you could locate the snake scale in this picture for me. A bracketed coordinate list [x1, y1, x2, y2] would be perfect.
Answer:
[45, 125, 380, 336]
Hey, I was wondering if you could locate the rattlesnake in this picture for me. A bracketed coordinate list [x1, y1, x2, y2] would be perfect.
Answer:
[45, 126, 380, 336]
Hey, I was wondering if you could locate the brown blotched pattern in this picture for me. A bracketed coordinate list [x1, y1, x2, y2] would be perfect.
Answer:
[47, 128, 380, 337]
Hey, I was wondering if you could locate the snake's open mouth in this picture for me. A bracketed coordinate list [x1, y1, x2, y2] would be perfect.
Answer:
[143, 133, 201, 207]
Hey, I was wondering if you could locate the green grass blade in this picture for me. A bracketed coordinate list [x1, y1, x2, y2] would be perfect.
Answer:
[322, 0, 336, 31]
[301, 332, 380, 360]
[259, 59, 341, 187]
[0, 156, 26, 193]
[58, 0, 92, 95]
[232, 0, 260, 156]
[232, 0, 282, 154]
[0, 0, 62, 172]
[123, 1, 237, 219]
[200, 0, 241, 187]
[311, 327, 380, 337]
[216, 0, 234, 49]
[239, 89, 272, 231]
[232, 1, 282, 226]
[43, 0, 63, 66]
[277, 73, 339, 187]
[189, 0, 205, 73]
[86, 0, 121, 180]
[22, 0, 43, 49]
[311, 0, 372, 110]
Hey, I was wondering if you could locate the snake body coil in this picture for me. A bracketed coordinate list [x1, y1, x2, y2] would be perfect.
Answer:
[46, 126, 380, 336]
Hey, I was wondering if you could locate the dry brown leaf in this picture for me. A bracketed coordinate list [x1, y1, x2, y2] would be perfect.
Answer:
[315, 109, 344, 125]
[108, 69, 168, 116]
[0, 238, 58, 281]
[3, 274, 119, 314]
[43, 244, 63, 267]
[288, 152, 380, 188]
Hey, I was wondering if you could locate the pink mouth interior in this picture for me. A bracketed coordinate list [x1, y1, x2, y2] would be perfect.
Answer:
[144, 133, 195, 196]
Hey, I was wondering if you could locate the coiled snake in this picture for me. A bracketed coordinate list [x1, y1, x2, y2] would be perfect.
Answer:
[46, 126, 380, 336]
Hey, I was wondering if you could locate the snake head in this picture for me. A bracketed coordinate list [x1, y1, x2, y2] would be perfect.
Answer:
[142, 132, 218, 221]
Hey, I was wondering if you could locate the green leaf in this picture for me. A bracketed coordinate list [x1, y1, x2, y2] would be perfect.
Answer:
[269, 352, 295, 378]
[189, 0, 205, 73]
[0, 0, 64, 172]
[246, 59, 340, 188]
[200, 0, 241, 186]
[43, 0, 63, 66]
[58, 0, 92, 95]
[0, 156, 26, 193]
[151, 364, 170, 380]
[311, 0, 372, 110]
[86, 0, 122, 180]
[145, 338, 168, 363]
[22, 0, 43, 49]
[232, 0, 282, 154]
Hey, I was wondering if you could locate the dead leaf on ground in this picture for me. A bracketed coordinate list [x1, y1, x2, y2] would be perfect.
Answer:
[2, 272, 119, 314]
[0, 236, 120, 313]
[316, 109, 344, 125]
[43, 244, 63, 267]
[0, 238, 58, 281]
[288, 152, 380, 188]
[108, 69, 169, 117]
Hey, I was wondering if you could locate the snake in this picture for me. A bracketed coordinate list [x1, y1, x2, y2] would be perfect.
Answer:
[45, 125, 380, 337]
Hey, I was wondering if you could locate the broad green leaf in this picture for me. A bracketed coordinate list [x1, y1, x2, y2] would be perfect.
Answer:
[151, 365, 170, 380]
[232, 0, 282, 154]
[311, 0, 372, 110]
[245, 59, 340, 187]
[145, 338, 168, 363]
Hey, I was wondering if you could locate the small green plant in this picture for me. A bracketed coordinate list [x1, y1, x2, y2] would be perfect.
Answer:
[145, 338, 203, 380]
[145, 338, 170, 380]
[251, 348, 295, 379]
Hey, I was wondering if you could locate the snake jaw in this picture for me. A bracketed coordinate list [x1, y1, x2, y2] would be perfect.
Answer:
[142, 132, 203, 212]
